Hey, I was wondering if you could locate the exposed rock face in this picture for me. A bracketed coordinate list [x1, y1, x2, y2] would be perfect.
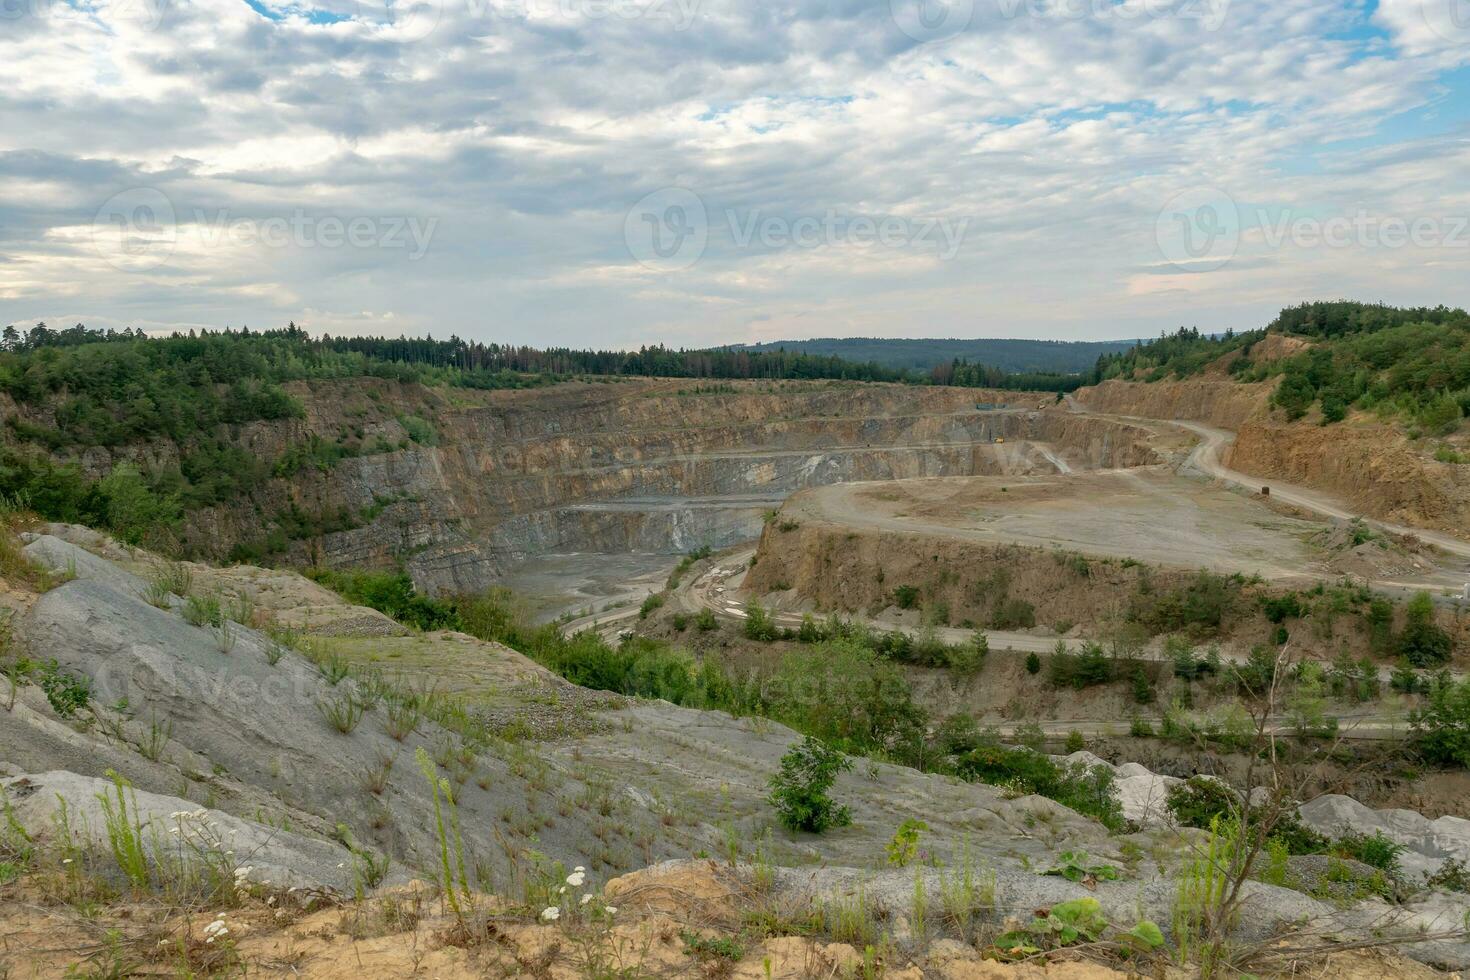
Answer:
[1229, 419, 1470, 534]
[1074, 378, 1275, 429]
[1300, 794, 1470, 883]
[131, 379, 1059, 592]
[1060, 752, 1179, 828]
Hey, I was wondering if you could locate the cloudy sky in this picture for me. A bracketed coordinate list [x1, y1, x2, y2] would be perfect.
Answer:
[1, 0, 1468, 347]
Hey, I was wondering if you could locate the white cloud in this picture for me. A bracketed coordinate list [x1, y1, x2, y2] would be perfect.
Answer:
[1, 0, 1468, 346]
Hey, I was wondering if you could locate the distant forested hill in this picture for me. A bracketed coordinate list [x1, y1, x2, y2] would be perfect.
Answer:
[724, 337, 1138, 374]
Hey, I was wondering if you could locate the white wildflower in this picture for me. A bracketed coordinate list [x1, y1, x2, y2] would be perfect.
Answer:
[580, 893, 593, 906]
[540, 906, 560, 922]
[604, 906, 617, 915]
[565, 870, 586, 887]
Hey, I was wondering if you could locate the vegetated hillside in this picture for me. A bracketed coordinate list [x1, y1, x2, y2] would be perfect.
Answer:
[1075, 302, 1470, 536]
[1094, 301, 1470, 435]
[730, 336, 1137, 374]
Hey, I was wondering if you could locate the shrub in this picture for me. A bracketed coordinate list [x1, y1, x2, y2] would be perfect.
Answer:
[885, 818, 927, 867]
[955, 744, 1123, 830]
[182, 592, 222, 628]
[306, 567, 460, 632]
[1165, 777, 1240, 830]
[1398, 591, 1452, 667]
[317, 692, 366, 734]
[744, 604, 780, 642]
[2, 658, 91, 717]
[768, 736, 853, 834]
[893, 585, 921, 610]
[990, 597, 1036, 630]
[1049, 641, 1112, 690]
[1024, 652, 1042, 675]
[1333, 830, 1405, 875]
[695, 607, 718, 631]
[1260, 594, 1303, 624]
[1130, 571, 1240, 635]
[1410, 677, 1470, 767]
[1064, 731, 1085, 753]
[638, 593, 665, 620]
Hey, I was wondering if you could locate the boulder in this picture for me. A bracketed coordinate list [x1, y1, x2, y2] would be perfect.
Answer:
[1300, 794, 1470, 882]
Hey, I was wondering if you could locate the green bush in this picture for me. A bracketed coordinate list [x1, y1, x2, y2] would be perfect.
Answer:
[1398, 592, 1452, 667]
[2, 658, 91, 718]
[306, 567, 460, 632]
[1165, 777, 1240, 830]
[1024, 652, 1041, 675]
[1411, 678, 1470, 768]
[1333, 830, 1405, 875]
[743, 603, 780, 642]
[638, 593, 665, 620]
[990, 597, 1036, 630]
[1129, 571, 1240, 635]
[768, 736, 853, 834]
[892, 585, 921, 610]
[1048, 641, 1112, 690]
[955, 744, 1123, 831]
[1260, 594, 1303, 624]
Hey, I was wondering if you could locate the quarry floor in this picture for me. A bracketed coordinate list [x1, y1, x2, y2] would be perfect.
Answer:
[776, 466, 1470, 592]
